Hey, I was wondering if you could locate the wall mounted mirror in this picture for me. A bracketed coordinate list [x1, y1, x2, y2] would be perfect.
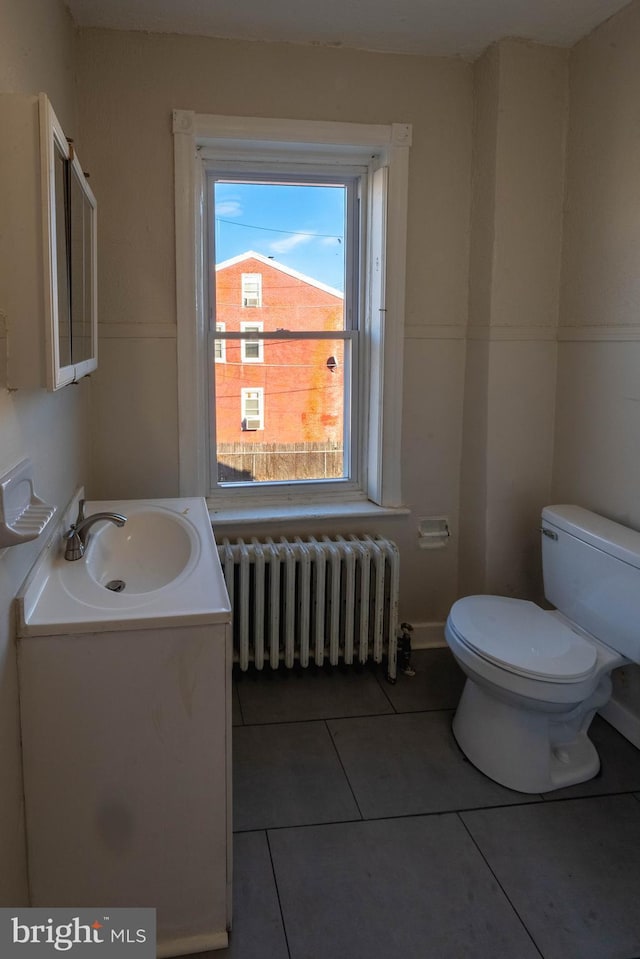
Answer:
[0, 93, 97, 391]
[42, 96, 98, 389]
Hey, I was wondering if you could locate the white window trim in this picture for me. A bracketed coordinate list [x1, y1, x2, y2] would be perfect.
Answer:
[241, 387, 264, 431]
[173, 110, 411, 510]
[240, 321, 264, 363]
[241, 272, 262, 308]
[214, 322, 226, 362]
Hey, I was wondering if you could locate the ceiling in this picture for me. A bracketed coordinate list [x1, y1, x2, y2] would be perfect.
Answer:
[64, 0, 630, 58]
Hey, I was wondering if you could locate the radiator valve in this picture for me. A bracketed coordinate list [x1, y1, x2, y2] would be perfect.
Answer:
[398, 622, 415, 677]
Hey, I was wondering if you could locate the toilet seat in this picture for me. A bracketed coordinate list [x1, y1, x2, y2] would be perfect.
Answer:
[447, 596, 598, 683]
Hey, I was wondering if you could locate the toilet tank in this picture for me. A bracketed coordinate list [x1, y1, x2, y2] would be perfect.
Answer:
[541, 505, 640, 662]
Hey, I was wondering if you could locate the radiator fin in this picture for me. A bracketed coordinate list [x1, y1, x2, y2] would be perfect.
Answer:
[218, 534, 399, 680]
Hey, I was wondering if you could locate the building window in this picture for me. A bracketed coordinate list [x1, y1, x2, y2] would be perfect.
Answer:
[214, 322, 226, 362]
[173, 112, 411, 512]
[241, 273, 262, 307]
[241, 388, 264, 430]
[240, 322, 264, 363]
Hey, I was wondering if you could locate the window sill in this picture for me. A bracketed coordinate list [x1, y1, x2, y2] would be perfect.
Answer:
[208, 500, 410, 528]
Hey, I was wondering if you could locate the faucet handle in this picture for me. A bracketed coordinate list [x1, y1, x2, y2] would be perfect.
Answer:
[76, 498, 86, 524]
[63, 527, 85, 561]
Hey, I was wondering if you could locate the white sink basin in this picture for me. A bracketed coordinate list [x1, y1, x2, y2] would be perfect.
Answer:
[86, 506, 196, 594]
[17, 497, 231, 634]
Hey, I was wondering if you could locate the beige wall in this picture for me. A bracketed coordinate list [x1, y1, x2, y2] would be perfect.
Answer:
[560, 3, 640, 335]
[458, 46, 499, 595]
[76, 29, 474, 627]
[486, 42, 566, 600]
[0, 0, 90, 905]
[554, 0, 640, 720]
[460, 39, 568, 598]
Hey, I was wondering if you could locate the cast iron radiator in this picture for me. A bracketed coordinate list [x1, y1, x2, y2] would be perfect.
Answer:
[218, 534, 399, 680]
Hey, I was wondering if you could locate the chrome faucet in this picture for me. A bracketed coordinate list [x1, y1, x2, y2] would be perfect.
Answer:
[63, 499, 127, 561]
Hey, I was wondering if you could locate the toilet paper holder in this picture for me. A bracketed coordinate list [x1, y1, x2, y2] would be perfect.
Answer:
[418, 516, 450, 550]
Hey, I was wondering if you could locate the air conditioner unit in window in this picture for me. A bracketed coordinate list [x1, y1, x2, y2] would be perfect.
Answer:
[241, 418, 260, 431]
[243, 296, 260, 308]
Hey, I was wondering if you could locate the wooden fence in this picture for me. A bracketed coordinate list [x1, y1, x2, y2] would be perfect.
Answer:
[217, 441, 344, 483]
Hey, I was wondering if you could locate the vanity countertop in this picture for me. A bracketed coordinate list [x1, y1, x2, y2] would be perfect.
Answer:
[17, 497, 231, 636]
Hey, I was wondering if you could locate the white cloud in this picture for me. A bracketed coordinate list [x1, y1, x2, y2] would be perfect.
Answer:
[269, 232, 314, 255]
[216, 199, 243, 217]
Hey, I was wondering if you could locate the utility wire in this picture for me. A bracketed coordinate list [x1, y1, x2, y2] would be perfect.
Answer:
[215, 217, 343, 241]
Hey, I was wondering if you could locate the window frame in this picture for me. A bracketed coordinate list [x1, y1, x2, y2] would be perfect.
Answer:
[241, 272, 262, 308]
[214, 322, 226, 363]
[241, 387, 264, 431]
[210, 169, 359, 492]
[173, 111, 411, 512]
[239, 321, 264, 363]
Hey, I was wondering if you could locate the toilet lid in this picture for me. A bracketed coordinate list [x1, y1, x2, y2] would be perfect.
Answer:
[448, 596, 598, 682]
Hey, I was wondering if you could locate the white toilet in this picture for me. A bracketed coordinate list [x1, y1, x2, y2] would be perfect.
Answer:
[445, 504, 640, 793]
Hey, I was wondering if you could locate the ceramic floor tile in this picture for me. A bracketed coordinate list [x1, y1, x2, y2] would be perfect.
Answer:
[233, 720, 361, 831]
[328, 711, 540, 818]
[236, 664, 394, 725]
[183, 831, 288, 959]
[462, 795, 640, 959]
[381, 647, 465, 712]
[268, 814, 541, 959]
[541, 715, 640, 800]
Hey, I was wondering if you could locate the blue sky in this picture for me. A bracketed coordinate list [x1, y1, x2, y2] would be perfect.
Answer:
[214, 181, 346, 291]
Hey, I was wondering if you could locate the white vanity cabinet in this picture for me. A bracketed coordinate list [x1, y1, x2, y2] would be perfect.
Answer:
[0, 93, 97, 390]
[18, 622, 233, 956]
[16, 498, 233, 956]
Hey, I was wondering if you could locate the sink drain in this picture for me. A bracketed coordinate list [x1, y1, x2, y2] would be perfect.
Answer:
[105, 579, 126, 593]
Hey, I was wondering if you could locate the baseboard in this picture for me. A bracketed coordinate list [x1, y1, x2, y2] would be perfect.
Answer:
[407, 622, 446, 649]
[598, 697, 640, 750]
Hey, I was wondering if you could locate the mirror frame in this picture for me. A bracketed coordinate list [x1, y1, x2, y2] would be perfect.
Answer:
[39, 94, 97, 391]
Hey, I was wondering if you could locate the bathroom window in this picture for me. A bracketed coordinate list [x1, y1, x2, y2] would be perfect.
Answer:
[173, 112, 411, 514]
[211, 173, 355, 487]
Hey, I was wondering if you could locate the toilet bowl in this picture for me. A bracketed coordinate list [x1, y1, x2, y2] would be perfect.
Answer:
[446, 596, 622, 793]
[445, 506, 640, 794]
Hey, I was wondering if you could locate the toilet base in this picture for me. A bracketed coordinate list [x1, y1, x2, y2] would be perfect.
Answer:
[452, 678, 601, 794]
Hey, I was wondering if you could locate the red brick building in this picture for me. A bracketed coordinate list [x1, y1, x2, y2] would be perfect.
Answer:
[214, 252, 345, 456]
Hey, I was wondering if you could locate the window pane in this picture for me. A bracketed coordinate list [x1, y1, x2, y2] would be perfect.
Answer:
[215, 338, 348, 484]
[241, 273, 262, 307]
[241, 387, 263, 431]
[240, 322, 263, 362]
[212, 176, 352, 487]
[214, 180, 346, 329]
[214, 323, 225, 361]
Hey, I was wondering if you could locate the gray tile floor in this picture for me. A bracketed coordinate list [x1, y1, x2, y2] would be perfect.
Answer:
[197, 649, 640, 959]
